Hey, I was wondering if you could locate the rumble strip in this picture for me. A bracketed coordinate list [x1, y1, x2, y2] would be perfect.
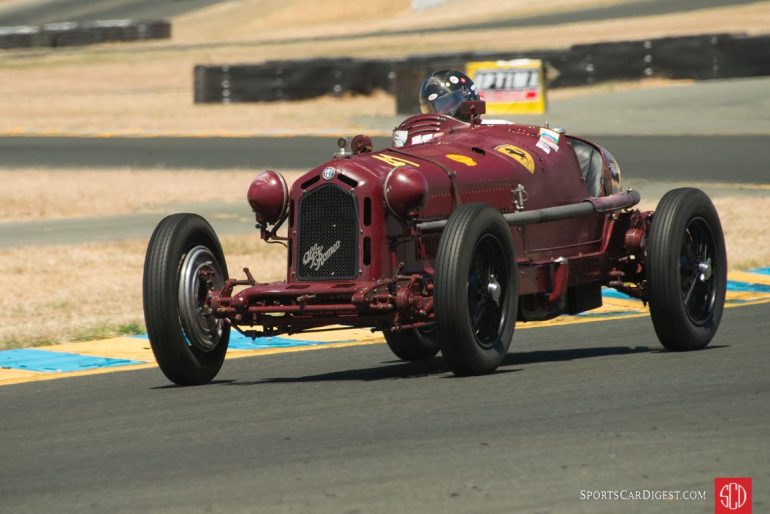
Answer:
[2, 269, 770, 387]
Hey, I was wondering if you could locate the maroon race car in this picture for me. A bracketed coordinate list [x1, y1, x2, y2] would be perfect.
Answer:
[143, 101, 727, 385]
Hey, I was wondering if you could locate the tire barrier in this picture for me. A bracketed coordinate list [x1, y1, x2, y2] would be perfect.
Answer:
[0, 19, 170, 49]
[192, 32, 770, 110]
[394, 33, 770, 114]
[194, 58, 395, 104]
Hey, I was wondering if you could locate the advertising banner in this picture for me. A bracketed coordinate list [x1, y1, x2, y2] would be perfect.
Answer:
[466, 59, 546, 114]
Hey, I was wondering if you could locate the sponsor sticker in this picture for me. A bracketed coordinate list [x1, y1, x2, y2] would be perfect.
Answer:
[446, 153, 477, 166]
[538, 137, 559, 152]
[466, 59, 546, 115]
[411, 133, 436, 145]
[538, 127, 560, 151]
[372, 153, 421, 167]
[392, 130, 408, 148]
[539, 127, 560, 144]
[494, 144, 536, 174]
[321, 167, 336, 180]
[715, 478, 751, 514]
[535, 139, 552, 154]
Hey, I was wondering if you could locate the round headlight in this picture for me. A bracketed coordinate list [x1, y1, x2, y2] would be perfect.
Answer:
[247, 170, 289, 225]
[384, 166, 428, 219]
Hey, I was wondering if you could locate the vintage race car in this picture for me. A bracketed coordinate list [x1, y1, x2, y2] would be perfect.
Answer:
[143, 101, 727, 385]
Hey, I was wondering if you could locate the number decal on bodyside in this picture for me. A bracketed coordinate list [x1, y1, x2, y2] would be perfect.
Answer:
[372, 154, 421, 167]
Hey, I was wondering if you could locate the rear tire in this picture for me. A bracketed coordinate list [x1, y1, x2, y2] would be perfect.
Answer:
[435, 204, 518, 375]
[647, 188, 727, 351]
[143, 213, 230, 385]
[383, 326, 440, 361]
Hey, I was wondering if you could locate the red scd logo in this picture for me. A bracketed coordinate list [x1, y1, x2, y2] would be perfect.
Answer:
[715, 477, 752, 514]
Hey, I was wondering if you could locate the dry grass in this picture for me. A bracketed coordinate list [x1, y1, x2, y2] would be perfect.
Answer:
[0, 87, 397, 136]
[0, 2, 768, 136]
[0, 168, 304, 222]
[712, 197, 770, 271]
[0, 235, 286, 349]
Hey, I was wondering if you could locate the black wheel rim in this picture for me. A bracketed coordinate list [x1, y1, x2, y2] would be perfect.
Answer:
[467, 234, 508, 348]
[679, 217, 718, 325]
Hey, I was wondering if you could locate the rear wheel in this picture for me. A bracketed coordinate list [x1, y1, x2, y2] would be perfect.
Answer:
[383, 326, 439, 361]
[435, 204, 518, 375]
[646, 188, 727, 351]
[143, 213, 230, 385]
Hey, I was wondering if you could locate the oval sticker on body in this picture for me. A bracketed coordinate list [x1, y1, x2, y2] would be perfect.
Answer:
[494, 144, 536, 174]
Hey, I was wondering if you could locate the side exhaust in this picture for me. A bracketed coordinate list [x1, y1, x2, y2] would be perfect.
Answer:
[416, 190, 640, 233]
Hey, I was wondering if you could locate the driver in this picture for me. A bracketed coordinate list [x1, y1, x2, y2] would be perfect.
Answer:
[418, 69, 480, 121]
[393, 69, 509, 147]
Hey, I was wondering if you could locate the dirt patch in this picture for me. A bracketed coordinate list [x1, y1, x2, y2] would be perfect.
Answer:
[0, 168, 304, 222]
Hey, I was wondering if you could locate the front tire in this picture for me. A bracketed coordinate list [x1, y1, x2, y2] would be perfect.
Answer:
[143, 213, 230, 385]
[647, 188, 727, 351]
[435, 204, 518, 375]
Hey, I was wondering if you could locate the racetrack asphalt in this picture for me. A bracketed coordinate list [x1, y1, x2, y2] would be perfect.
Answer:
[1, 301, 767, 513]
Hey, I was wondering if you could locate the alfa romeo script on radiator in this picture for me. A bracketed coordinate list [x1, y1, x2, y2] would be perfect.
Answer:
[302, 241, 341, 271]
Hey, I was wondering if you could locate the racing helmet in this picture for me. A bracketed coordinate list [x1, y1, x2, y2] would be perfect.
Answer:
[418, 70, 480, 118]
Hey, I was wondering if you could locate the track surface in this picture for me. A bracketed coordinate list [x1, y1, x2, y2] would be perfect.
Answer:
[1, 303, 767, 513]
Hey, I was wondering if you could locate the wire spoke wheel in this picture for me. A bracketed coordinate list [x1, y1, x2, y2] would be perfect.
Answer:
[435, 203, 518, 375]
[468, 234, 507, 348]
[679, 218, 717, 325]
[647, 188, 727, 351]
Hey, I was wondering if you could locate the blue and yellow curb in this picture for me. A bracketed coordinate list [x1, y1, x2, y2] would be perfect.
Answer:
[2, 268, 769, 386]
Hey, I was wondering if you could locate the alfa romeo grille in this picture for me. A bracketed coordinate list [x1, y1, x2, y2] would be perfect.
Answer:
[296, 184, 359, 280]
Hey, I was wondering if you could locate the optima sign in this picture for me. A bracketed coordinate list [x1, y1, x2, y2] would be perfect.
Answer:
[466, 59, 546, 115]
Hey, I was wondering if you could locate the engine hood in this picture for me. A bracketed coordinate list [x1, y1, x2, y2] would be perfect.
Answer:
[292, 122, 588, 220]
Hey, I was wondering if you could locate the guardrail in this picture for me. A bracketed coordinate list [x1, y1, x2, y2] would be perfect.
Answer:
[0, 19, 170, 49]
[192, 32, 770, 112]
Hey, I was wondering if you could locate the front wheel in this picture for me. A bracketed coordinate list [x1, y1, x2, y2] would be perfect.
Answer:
[434, 203, 518, 375]
[646, 188, 727, 351]
[143, 213, 230, 385]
